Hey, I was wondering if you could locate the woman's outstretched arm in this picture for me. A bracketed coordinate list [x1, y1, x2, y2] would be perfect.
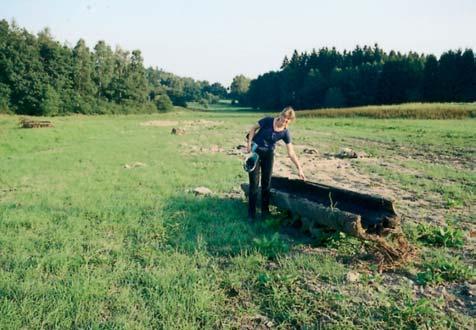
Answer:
[286, 143, 305, 180]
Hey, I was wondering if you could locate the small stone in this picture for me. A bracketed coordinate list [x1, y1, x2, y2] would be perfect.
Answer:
[252, 314, 269, 323]
[267, 262, 278, 270]
[462, 282, 475, 296]
[124, 162, 146, 169]
[336, 148, 358, 159]
[210, 145, 221, 152]
[375, 285, 385, 293]
[346, 271, 360, 283]
[356, 151, 369, 158]
[193, 187, 213, 196]
[171, 127, 186, 135]
[303, 148, 319, 155]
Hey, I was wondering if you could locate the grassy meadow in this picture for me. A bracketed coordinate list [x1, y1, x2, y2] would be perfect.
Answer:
[0, 105, 475, 329]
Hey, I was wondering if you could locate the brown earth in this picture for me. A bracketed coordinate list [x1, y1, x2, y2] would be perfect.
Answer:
[141, 119, 223, 128]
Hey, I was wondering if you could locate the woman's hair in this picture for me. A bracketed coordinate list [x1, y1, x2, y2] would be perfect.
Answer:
[280, 106, 296, 121]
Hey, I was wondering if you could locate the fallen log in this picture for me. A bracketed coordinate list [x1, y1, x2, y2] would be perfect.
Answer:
[242, 176, 413, 267]
[242, 176, 399, 236]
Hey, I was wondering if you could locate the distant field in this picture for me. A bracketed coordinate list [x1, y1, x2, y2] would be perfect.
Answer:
[189, 101, 476, 119]
[299, 102, 476, 119]
[0, 109, 474, 328]
[187, 100, 254, 112]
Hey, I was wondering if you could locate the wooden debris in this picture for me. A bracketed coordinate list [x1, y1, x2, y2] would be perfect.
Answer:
[19, 118, 53, 128]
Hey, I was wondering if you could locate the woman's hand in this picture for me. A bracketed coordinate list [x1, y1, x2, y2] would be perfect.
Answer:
[286, 143, 305, 180]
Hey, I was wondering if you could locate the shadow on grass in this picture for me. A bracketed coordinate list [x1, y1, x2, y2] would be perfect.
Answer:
[162, 194, 312, 257]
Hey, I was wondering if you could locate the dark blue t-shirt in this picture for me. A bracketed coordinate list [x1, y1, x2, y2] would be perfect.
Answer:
[252, 117, 291, 150]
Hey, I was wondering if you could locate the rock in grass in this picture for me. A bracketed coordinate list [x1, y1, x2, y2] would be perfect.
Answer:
[346, 271, 361, 283]
[336, 148, 358, 159]
[192, 187, 213, 196]
[171, 127, 186, 135]
[303, 147, 319, 155]
[124, 162, 146, 169]
[335, 148, 368, 159]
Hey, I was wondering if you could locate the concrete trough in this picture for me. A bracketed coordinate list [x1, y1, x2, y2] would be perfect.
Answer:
[241, 176, 401, 239]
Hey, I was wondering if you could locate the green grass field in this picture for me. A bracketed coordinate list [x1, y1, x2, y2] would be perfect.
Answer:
[0, 107, 475, 329]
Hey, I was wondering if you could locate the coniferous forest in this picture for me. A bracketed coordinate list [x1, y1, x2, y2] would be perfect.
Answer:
[243, 45, 476, 110]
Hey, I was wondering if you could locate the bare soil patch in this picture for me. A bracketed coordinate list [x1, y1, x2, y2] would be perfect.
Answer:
[140, 120, 179, 127]
[141, 119, 223, 128]
[184, 136, 471, 232]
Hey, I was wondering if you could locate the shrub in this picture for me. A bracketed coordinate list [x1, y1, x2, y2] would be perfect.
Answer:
[198, 98, 209, 109]
[0, 82, 12, 114]
[39, 85, 61, 116]
[155, 94, 174, 112]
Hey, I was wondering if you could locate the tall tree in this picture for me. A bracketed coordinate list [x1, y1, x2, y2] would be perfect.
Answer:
[422, 54, 439, 102]
[3, 21, 47, 115]
[438, 50, 459, 102]
[125, 49, 148, 102]
[72, 39, 96, 98]
[458, 49, 476, 101]
[108, 46, 130, 103]
[230, 74, 250, 104]
[93, 40, 114, 100]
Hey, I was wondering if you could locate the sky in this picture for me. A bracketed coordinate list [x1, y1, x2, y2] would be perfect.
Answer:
[1, 0, 475, 86]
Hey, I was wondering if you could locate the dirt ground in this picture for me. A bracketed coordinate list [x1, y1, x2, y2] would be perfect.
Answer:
[178, 128, 473, 231]
[178, 132, 472, 228]
[272, 144, 438, 224]
[141, 119, 223, 129]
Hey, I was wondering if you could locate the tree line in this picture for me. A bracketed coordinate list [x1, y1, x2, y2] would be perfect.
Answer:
[233, 44, 476, 110]
[3, 19, 474, 115]
[0, 20, 227, 115]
